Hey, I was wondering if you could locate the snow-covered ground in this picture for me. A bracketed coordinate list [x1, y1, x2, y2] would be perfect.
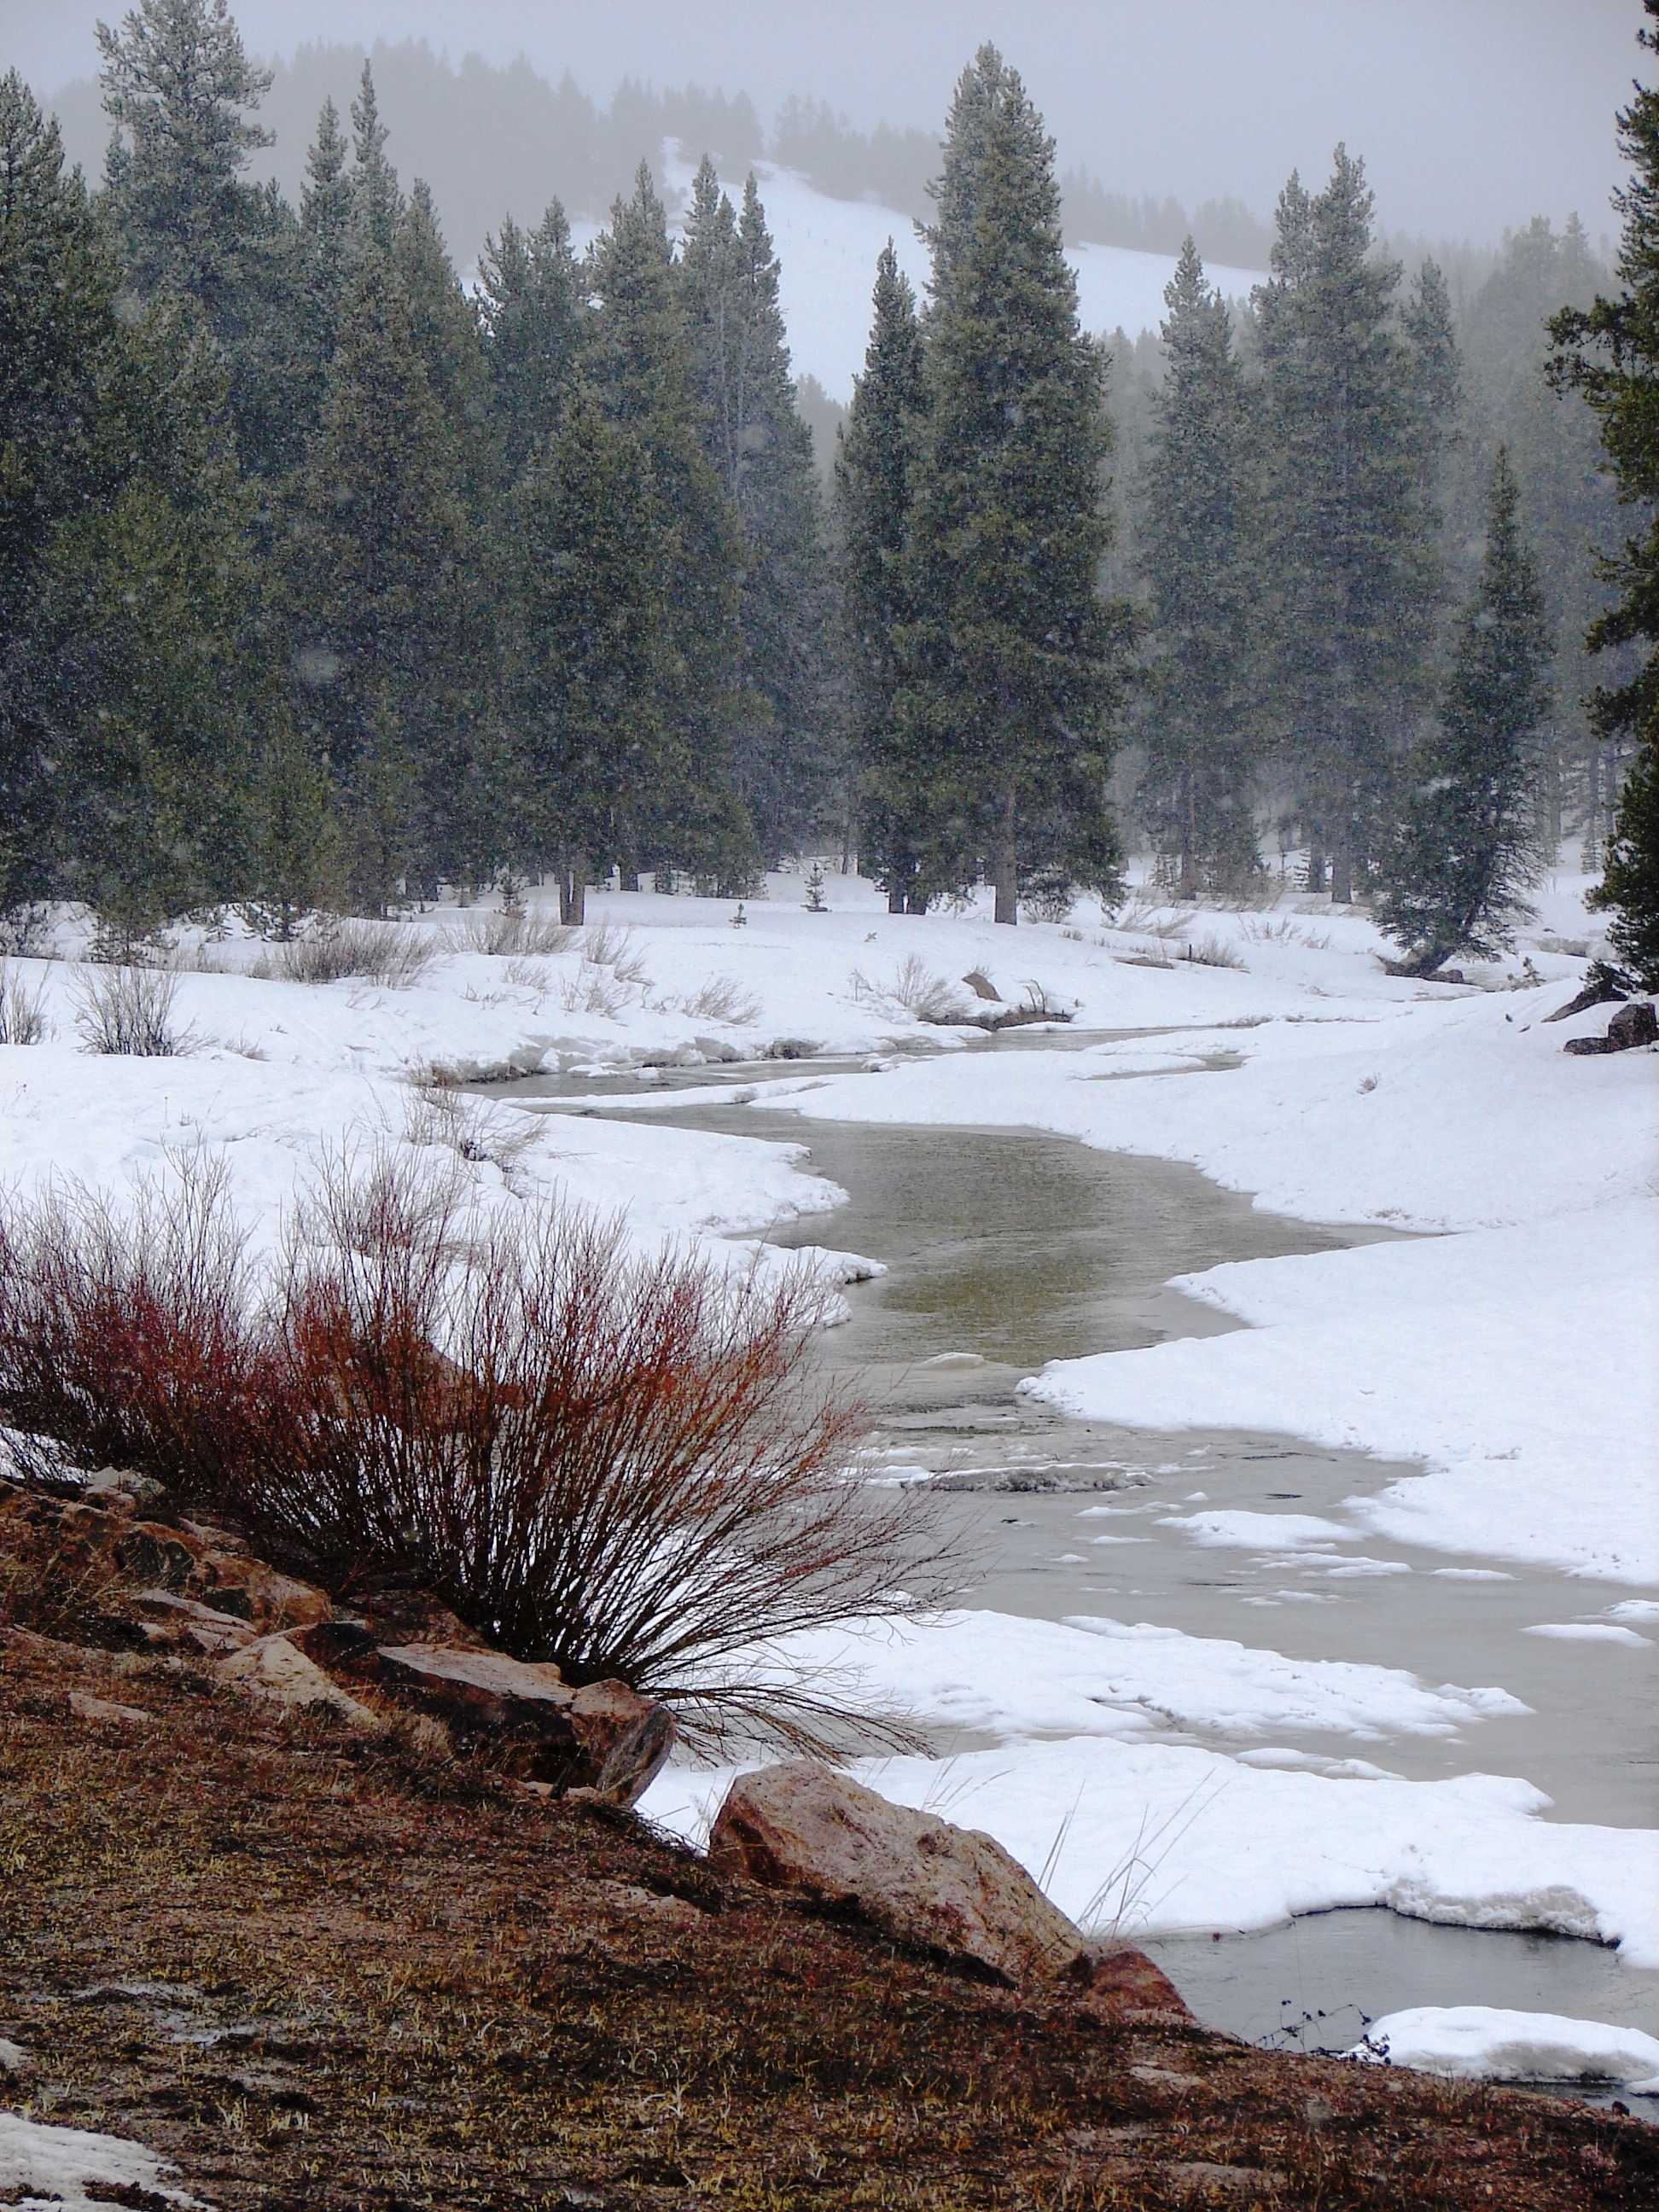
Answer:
[2, 857, 1655, 2056]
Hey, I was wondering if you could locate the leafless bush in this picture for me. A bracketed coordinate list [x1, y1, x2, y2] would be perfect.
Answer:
[249, 1149, 946, 1744]
[256, 917, 439, 987]
[455, 907, 573, 958]
[402, 1085, 541, 1182]
[1241, 916, 1332, 952]
[678, 975, 761, 1024]
[71, 963, 189, 1056]
[848, 955, 969, 1024]
[0, 961, 49, 1046]
[580, 921, 650, 988]
[1182, 933, 1246, 970]
[558, 963, 628, 1018]
[503, 958, 554, 997]
[0, 1151, 270, 1502]
[0, 1144, 947, 1748]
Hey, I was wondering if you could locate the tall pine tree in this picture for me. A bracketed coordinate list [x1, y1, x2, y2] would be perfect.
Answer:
[1251, 149, 1446, 900]
[1375, 449, 1553, 973]
[837, 241, 931, 910]
[679, 163, 838, 859]
[1136, 238, 1256, 894]
[907, 47, 1120, 923]
[1550, 0, 1659, 984]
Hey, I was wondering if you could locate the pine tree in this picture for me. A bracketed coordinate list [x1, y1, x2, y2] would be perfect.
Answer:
[97, 0, 272, 316]
[1550, 0, 1659, 983]
[837, 241, 930, 910]
[282, 249, 469, 911]
[1375, 450, 1553, 973]
[478, 201, 585, 483]
[907, 46, 1120, 923]
[680, 163, 838, 859]
[1251, 149, 1446, 900]
[511, 388, 668, 922]
[0, 74, 122, 917]
[349, 63, 401, 256]
[585, 165, 754, 888]
[1136, 238, 1256, 894]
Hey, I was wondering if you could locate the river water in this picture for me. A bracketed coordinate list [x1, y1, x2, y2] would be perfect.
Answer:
[492, 1053, 1658, 2081]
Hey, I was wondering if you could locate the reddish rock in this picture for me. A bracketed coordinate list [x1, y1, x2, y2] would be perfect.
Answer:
[708, 1761, 1086, 1984]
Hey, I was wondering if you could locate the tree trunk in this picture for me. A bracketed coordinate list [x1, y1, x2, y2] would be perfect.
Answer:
[1306, 847, 1324, 895]
[992, 787, 1018, 926]
[888, 882, 905, 914]
[557, 852, 589, 927]
[1330, 842, 1352, 905]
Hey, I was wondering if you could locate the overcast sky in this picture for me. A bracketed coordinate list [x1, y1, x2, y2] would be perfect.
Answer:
[3, 0, 1644, 243]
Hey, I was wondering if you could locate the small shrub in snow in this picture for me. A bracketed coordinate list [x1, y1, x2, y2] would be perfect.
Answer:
[0, 962, 48, 1046]
[1019, 865, 1075, 923]
[579, 921, 650, 988]
[259, 917, 439, 988]
[71, 963, 188, 1056]
[680, 975, 761, 1024]
[0, 1151, 268, 1501]
[402, 1084, 541, 1180]
[454, 906, 573, 958]
[1181, 934, 1245, 970]
[849, 956, 969, 1024]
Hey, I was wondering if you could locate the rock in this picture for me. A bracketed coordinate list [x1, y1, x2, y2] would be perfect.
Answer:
[128, 1589, 258, 1656]
[0, 2037, 29, 2076]
[962, 969, 1002, 1003]
[1563, 1035, 1616, 1055]
[707, 1762, 1086, 1984]
[217, 1633, 380, 1729]
[1544, 969, 1628, 1022]
[1060, 1943, 1192, 2021]
[1608, 998, 1657, 1049]
[67, 1690, 154, 1727]
[284, 1632, 674, 1804]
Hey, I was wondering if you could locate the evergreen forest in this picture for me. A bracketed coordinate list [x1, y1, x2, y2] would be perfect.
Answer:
[3, 0, 1657, 976]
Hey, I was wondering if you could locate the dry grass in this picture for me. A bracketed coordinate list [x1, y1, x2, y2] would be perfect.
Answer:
[401, 1083, 542, 1182]
[678, 974, 761, 1024]
[849, 955, 969, 1025]
[1, 1627, 1649, 2211]
[453, 905, 574, 958]
[1182, 932, 1247, 970]
[70, 962, 189, 1055]
[253, 917, 439, 987]
[580, 920, 650, 986]
[0, 958, 49, 1045]
[1242, 916, 1334, 952]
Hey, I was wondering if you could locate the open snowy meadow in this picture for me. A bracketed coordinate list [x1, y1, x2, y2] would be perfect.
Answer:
[2, 855, 1654, 2087]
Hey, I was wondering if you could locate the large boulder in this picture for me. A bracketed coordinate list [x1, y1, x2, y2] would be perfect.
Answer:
[1608, 998, 1657, 1049]
[285, 1625, 674, 1805]
[707, 1761, 1086, 1984]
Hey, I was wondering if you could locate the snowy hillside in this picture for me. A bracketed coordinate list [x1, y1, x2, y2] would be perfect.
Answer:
[568, 151, 1267, 399]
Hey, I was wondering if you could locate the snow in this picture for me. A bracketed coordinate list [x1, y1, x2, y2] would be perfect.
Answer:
[680, 1607, 1529, 1748]
[0, 2110, 203, 2209]
[640, 1739, 1659, 1962]
[1351, 2005, 1659, 2088]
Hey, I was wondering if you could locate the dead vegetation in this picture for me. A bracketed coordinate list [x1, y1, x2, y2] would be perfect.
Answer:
[251, 916, 439, 988]
[0, 1625, 1650, 2210]
[0, 1147, 945, 1746]
[452, 905, 575, 958]
[70, 962, 189, 1055]
[0, 958, 49, 1046]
